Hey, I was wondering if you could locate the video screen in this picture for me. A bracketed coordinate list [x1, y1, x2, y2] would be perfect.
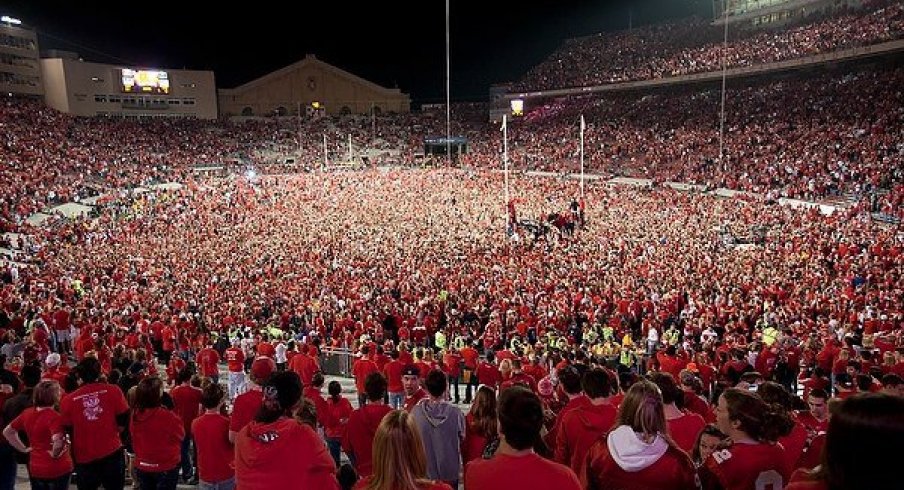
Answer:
[122, 69, 170, 95]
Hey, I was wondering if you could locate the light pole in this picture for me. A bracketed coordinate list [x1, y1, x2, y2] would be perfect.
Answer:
[718, 0, 730, 168]
[445, 0, 452, 165]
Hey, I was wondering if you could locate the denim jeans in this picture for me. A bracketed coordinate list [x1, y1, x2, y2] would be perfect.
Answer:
[29, 474, 71, 490]
[135, 467, 180, 490]
[326, 437, 342, 467]
[180, 435, 194, 479]
[75, 448, 125, 490]
[388, 392, 404, 410]
[199, 476, 236, 490]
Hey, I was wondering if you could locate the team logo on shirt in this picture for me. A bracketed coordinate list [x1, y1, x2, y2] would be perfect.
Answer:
[257, 431, 280, 443]
[82, 393, 103, 421]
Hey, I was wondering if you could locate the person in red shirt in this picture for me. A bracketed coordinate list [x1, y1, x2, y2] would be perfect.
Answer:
[700, 388, 794, 490]
[235, 371, 338, 490]
[288, 347, 319, 387]
[303, 372, 331, 431]
[3, 380, 74, 489]
[691, 424, 730, 467]
[130, 376, 185, 489]
[475, 352, 501, 391]
[230, 356, 275, 443]
[545, 366, 588, 454]
[59, 357, 130, 490]
[383, 351, 405, 409]
[462, 386, 496, 468]
[325, 380, 353, 466]
[224, 338, 246, 400]
[556, 368, 616, 475]
[196, 343, 221, 384]
[757, 382, 808, 470]
[466, 386, 581, 490]
[192, 383, 235, 489]
[353, 410, 452, 490]
[402, 365, 427, 412]
[170, 369, 203, 484]
[353, 346, 379, 408]
[441, 348, 462, 404]
[649, 372, 705, 454]
[343, 372, 392, 479]
[41, 353, 68, 385]
[582, 379, 697, 490]
[256, 337, 276, 359]
[786, 393, 903, 490]
[458, 343, 479, 404]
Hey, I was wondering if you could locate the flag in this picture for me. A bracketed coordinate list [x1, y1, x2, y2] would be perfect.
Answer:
[580, 114, 585, 132]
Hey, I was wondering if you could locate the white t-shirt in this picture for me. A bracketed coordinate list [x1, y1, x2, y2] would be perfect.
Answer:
[275, 342, 288, 363]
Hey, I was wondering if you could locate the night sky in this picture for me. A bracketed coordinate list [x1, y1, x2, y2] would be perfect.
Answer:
[5, 1, 712, 105]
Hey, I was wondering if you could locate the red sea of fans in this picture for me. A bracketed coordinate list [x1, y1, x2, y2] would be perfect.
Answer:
[0, 3, 902, 489]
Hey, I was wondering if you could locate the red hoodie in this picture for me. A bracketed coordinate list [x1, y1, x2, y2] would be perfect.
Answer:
[556, 402, 617, 475]
[235, 417, 338, 490]
[582, 425, 697, 490]
[342, 403, 392, 478]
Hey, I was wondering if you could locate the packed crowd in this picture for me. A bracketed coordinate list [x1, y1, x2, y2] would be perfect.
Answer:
[514, 0, 904, 91]
[0, 168, 901, 488]
[466, 66, 904, 212]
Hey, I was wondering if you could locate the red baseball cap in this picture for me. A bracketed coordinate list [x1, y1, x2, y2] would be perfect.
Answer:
[251, 356, 276, 382]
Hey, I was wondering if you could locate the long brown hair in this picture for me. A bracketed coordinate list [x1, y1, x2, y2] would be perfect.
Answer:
[366, 410, 432, 490]
[616, 379, 669, 443]
[467, 385, 497, 439]
[721, 388, 794, 443]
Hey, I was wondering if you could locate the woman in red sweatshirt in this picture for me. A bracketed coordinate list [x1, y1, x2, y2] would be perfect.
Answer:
[130, 376, 184, 490]
[582, 379, 697, 490]
[235, 371, 339, 490]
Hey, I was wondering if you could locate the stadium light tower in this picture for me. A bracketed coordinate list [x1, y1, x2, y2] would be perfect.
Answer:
[718, 1, 729, 166]
[445, 0, 452, 164]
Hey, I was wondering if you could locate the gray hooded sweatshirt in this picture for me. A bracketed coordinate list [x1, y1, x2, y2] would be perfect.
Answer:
[412, 398, 466, 482]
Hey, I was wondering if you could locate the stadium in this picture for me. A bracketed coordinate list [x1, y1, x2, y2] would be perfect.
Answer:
[0, 1, 902, 489]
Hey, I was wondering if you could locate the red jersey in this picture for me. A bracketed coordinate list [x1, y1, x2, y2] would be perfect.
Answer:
[702, 441, 791, 490]
[466, 452, 581, 490]
[383, 360, 404, 393]
[171, 384, 203, 434]
[460, 347, 479, 370]
[130, 407, 185, 473]
[230, 389, 263, 434]
[288, 354, 319, 386]
[462, 413, 491, 466]
[257, 342, 276, 358]
[779, 422, 808, 471]
[352, 358, 378, 394]
[235, 418, 338, 490]
[192, 412, 235, 483]
[59, 382, 129, 464]
[196, 348, 220, 377]
[556, 402, 617, 475]
[476, 362, 501, 389]
[667, 412, 706, 454]
[224, 347, 245, 373]
[10, 408, 74, 479]
[342, 403, 392, 478]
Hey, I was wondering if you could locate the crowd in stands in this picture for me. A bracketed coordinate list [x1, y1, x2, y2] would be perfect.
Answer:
[515, 0, 904, 91]
[466, 66, 904, 212]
